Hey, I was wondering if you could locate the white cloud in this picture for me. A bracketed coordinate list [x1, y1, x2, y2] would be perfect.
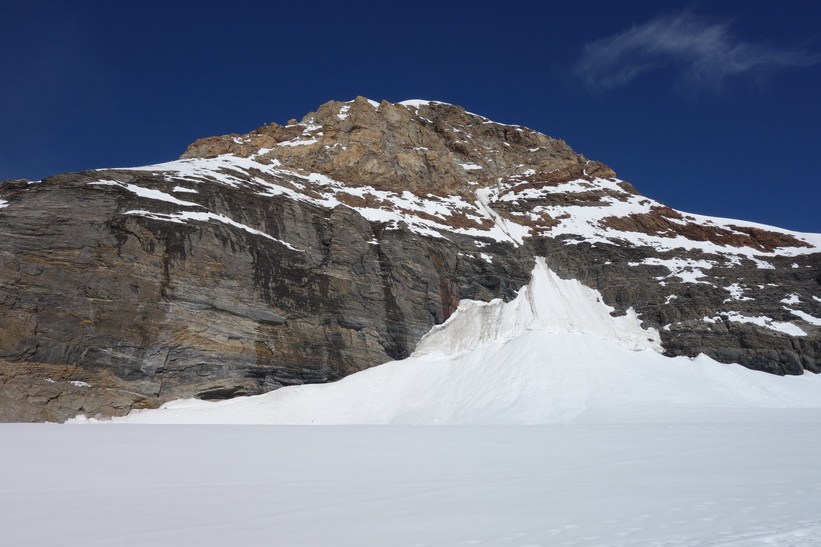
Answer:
[576, 12, 817, 93]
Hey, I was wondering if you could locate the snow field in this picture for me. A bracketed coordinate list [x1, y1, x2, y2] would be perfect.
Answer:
[3, 421, 821, 546]
[5, 259, 821, 546]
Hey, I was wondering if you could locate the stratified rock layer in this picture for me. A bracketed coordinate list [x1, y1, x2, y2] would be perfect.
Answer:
[1, 98, 819, 421]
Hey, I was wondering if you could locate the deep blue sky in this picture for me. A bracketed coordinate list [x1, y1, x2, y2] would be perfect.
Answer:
[2, 1, 819, 232]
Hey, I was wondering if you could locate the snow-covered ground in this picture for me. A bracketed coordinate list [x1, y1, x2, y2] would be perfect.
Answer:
[5, 258, 821, 545]
[4, 419, 821, 546]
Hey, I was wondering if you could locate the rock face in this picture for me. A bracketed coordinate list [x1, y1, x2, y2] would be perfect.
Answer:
[1, 97, 819, 422]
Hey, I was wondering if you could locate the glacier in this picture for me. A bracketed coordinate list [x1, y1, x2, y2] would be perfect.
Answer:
[4, 258, 821, 546]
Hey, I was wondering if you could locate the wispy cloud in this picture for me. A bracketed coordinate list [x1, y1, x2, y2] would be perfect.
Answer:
[576, 11, 817, 93]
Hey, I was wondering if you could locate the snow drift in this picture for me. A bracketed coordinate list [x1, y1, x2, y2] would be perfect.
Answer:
[85, 258, 821, 425]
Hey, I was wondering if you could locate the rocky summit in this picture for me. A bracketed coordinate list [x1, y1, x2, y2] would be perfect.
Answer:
[1, 97, 819, 422]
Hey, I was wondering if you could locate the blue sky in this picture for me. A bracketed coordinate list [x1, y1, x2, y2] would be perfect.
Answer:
[2, 1, 819, 231]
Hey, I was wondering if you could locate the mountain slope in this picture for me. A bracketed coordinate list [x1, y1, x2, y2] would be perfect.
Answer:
[102, 259, 821, 425]
[1, 97, 819, 421]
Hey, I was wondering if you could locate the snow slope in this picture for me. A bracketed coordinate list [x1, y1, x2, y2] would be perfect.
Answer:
[93, 258, 821, 426]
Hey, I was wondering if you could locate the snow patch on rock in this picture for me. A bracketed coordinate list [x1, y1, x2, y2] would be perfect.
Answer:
[723, 311, 806, 337]
[725, 283, 754, 302]
[89, 180, 201, 207]
[172, 186, 198, 194]
[788, 309, 821, 326]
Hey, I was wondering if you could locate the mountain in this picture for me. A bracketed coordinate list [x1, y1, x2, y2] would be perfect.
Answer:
[1, 97, 819, 422]
[98, 258, 821, 425]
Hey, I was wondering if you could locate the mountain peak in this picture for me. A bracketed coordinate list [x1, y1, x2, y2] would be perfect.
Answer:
[180, 97, 605, 194]
[1, 96, 819, 422]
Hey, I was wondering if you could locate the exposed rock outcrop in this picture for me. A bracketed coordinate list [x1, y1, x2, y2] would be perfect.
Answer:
[1, 97, 819, 421]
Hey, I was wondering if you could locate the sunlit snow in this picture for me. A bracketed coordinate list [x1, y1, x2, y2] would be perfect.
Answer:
[725, 283, 754, 302]
[721, 311, 807, 337]
[89, 180, 201, 207]
[8, 260, 819, 546]
[6, 104, 820, 546]
[172, 185, 198, 193]
[109, 147, 821, 265]
[94, 260, 817, 426]
[5, 259, 821, 546]
[123, 210, 303, 251]
[788, 308, 821, 326]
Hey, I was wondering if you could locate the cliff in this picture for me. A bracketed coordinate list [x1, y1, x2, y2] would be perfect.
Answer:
[1, 97, 819, 421]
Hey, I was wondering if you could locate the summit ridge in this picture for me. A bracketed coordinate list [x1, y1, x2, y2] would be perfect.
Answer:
[180, 96, 594, 194]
